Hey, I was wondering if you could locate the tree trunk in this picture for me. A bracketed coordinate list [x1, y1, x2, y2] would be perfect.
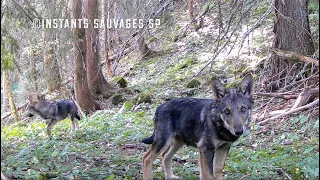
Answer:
[136, 0, 152, 59]
[43, 32, 61, 92]
[113, 0, 121, 45]
[3, 71, 19, 122]
[71, 0, 100, 113]
[188, 0, 194, 19]
[262, 0, 315, 91]
[2, 73, 9, 111]
[137, 36, 152, 58]
[43, 2, 62, 93]
[104, 0, 114, 77]
[85, 0, 116, 98]
[30, 48, 38, 93]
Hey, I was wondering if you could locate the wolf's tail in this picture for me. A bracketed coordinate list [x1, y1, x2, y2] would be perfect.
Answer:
[141, 133, 154, 144]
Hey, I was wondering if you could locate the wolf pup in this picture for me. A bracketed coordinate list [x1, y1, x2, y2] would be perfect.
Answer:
[142, 74, 254, 180]
[27, 97, 81, 137]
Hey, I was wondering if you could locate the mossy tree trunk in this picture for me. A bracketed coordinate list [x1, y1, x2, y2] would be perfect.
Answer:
[3, 71, 19, 122]
[261, 0, 315, 91]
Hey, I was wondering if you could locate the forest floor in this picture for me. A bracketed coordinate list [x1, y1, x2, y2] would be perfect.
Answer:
[1, 2, 319, 180]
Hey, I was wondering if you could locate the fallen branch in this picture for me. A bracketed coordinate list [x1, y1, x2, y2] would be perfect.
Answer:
[257, 99, 319, 125]
[275, 168, 292, 180]
[255, 92, 297, 99]
[270, 48, 319, 66]
[1, 103, 29, 121]
[291, 88, 319, 109]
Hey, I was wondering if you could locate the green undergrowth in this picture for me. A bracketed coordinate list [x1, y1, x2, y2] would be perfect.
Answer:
[1, 109, 156, 179]
[1, 109, 318, 179]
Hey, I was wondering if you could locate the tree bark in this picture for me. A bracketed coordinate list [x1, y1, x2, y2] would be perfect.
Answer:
[30, 48, 38, 93]
[85, 0, 116, 98]
[71, 0, 100, 113]
[261, 0, 315, 91]
[137, 36, 152, 58]
[43, 1, 62, 93]
[136, 0, 152, 59]
[2, 74, 9, 111]
[3, 71, 19, 122]
[188, 0, 194, 19]
[104, 0, 114, 77]
[43, 29, 62, 92]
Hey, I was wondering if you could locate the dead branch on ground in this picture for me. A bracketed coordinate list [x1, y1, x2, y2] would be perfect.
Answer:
[257, 99, 319, 126]
[270, 48, 319, 66]
[255, 92, 297, 99]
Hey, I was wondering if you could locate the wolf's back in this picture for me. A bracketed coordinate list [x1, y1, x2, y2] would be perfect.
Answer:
[57, 100, 81, 120]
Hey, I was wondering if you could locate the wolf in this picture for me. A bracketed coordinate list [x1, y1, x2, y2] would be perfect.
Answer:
[142, 74, 254, 180]
[27, 97, 81, 137]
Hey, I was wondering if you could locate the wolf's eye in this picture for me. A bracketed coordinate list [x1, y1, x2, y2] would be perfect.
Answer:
[224, 109, 230, 115]
[240, 106, 246, 112]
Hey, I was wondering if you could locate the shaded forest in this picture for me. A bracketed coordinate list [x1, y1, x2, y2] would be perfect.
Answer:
[1, 0, 319, 179]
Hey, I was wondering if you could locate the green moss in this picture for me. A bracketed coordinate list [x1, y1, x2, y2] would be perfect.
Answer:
[186, 79, 201, 88]
[225, 81, 237, 89]
[145, 57, 159, 65]
[123, 101, 133, 110]
[112, 76, 128, 88]
[111, 94, 125, 105]
[172, 35, 178, 42]
[148, 36, 158, 43]
[174, 58, 195, 71]
[166, 57, 196, 76]
[193, 23, 201, 31]
[132, 92, 152, 105]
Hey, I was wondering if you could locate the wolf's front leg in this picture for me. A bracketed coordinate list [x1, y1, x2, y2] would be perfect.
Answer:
[213, 145, 230, 180]
[199, 149, 214, 180]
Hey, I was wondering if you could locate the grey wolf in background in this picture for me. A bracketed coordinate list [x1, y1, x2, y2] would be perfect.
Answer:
[27, 97, 81, 137]
[142, 74, 254, 180]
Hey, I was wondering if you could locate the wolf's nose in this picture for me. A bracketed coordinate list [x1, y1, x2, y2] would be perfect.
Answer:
[234, 129, 243, 136]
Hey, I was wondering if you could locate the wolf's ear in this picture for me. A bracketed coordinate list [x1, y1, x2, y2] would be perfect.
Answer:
[211, 77, 225, 100]
[239, 74, 254, 98]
